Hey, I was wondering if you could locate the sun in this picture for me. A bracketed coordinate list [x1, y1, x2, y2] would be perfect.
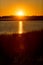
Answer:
[16, 10, 25, 16]
[17, 11, 24, 16]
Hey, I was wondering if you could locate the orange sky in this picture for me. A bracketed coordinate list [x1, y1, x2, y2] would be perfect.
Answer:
[0, 0, 43, 16]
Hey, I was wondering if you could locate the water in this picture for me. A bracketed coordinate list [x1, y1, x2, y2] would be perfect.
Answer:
[0, 21, 43, 65]
[0, 21, 43, 34]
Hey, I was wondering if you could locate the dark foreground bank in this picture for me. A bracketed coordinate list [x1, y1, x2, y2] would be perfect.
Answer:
[0, 30, 43, 65]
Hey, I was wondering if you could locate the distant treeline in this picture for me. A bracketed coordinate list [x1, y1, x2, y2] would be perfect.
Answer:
[0, 16, 43, 21]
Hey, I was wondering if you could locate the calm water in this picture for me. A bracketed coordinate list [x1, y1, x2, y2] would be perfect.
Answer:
[0, 21, 43, 65]
[0, 21, 43, 34]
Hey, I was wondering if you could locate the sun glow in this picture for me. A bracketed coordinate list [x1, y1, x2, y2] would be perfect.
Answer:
[17, 11, 24, 16]
[18, 21, 23, 34]
[15, 10, 25, 16]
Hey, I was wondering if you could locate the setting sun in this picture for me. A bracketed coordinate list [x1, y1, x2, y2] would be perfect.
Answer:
[15, 10, 25, 16]
[17, 11, 24, 16]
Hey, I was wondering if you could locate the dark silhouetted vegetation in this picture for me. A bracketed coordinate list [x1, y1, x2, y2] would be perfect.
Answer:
[0, 16, 43, 21]
[0, 30, 43, 65]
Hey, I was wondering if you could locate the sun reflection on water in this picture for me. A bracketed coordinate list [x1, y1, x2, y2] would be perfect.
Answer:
[18, 21, 23, 34]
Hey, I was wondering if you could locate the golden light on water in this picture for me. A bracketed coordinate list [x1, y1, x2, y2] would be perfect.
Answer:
[18, 21, 23, 34]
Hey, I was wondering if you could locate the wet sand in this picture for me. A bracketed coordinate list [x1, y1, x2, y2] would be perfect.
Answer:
[0, 30, 43, 65]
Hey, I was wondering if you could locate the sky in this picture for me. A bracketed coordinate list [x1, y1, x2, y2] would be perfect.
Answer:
[0, 0, 43, 16]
